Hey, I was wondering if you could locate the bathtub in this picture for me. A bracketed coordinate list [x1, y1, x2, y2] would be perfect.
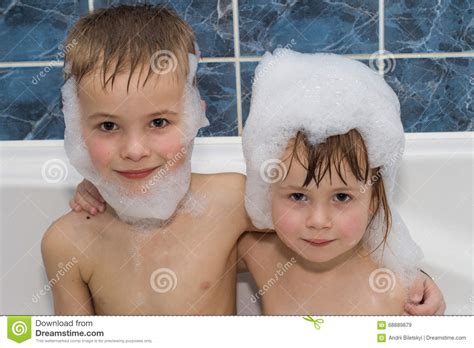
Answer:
[0, 133, 472, 315]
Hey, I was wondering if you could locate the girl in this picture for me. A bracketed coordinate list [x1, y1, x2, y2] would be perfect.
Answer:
[239, 49, 428, 314]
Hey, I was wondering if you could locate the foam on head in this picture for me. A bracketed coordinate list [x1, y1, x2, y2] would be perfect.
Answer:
[242, 49, 423, 285]
[62, 50, 209, 225]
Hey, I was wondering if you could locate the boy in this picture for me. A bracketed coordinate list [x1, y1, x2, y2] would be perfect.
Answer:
[42, 5, 249, 315]
[43, 5, 445, 315]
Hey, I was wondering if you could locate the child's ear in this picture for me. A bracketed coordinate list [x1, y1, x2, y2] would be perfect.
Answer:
[200, 99, 206, 112]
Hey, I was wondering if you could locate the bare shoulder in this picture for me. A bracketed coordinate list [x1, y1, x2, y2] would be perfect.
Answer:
[379, 275, 407, 314]
[42, 211, 96, 252]
[356, 263, 407, 315]
[41, 210, 104, 280]
[41, 210, 101, 314]
[366, 280, 406, 315]
[191, 172, 246, 199]
[194, 173, 273, 234]
[191, 172, 250, 230]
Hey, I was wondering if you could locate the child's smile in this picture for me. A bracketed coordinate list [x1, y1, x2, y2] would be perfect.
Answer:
[77, 69, 187, 190]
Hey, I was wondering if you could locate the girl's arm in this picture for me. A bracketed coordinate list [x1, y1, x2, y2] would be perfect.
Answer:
[69, 179, 105, 215]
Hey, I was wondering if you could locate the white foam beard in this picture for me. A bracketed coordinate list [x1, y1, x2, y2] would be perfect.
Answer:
[61, 53, 209, 225]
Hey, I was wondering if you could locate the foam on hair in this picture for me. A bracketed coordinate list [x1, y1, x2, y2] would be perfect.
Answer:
[242, 49, 423, 286]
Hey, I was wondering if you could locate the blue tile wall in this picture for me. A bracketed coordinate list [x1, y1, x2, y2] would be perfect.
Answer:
[95, 0, 235, 57]
[0, 0, 472, 140]
[0, 66, 64, 140]
[385, 0, 473, 53]
[239, 0, 379, 55]
[240, 61, 258, 126]
[197, 62, 238, 137]
[0, 0, 88, 62]
[385, 58, 473, 132]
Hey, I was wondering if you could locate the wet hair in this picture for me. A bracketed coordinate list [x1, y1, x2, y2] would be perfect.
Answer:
[285, 129, 392, 254]
[63, 4, 196, 91]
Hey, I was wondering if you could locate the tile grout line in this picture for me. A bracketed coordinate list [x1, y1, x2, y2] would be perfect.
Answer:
[379, 0, 385, 53]
[379, 0, 385, 76]
[0, 61, 64, 68]
[2, 52, 474, 69]
[232, 0, 243, 135]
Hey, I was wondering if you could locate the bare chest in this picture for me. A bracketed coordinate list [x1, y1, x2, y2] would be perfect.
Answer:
[87, 217, 239, 314]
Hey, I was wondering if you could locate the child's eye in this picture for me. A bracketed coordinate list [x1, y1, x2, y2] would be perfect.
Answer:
[289, 193, 308, 202]
[150, 118, 169, 128]
[334, 193, 352, 202]
[99, 121, 118, 132]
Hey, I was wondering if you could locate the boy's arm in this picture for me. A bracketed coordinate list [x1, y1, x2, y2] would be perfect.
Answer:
[219, 172, 272, 234]
[41, 220, 95, 315]
[405, 271, 446, 315]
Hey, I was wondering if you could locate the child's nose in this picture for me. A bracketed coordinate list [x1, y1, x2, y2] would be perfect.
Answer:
[306, 205, 333, 230]
[120, 134, 151, 161]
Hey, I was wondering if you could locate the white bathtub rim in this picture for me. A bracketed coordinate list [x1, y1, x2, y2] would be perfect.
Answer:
[0, 131, 473, 148]
[0, 132, 472, 187]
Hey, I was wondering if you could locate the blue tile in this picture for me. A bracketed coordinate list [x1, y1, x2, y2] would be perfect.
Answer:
[0, 62, 238, 140]
[240, 61, 258, 127]
[239, 0, 379, 56]
[243, 57, 473, 133]
[0, 0, 88, 62]
[196, 62, 237, 137]
[385, 58, 473, 132]
[1, 0, 471, 141]
[94, 0, 234, 57]
[0, 66, 64, 140]
[28, 107, 65, 139]
[385, 0, 473, 53]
